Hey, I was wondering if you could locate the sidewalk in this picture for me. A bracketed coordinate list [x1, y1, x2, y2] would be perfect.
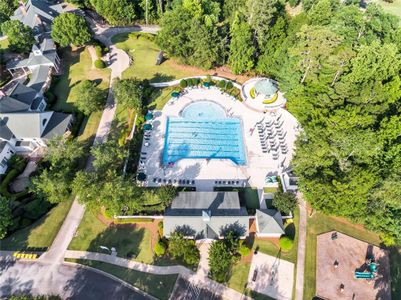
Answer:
[294, 192, 307, 300]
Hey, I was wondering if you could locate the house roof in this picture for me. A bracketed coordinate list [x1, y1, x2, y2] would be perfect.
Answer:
[41, 112, 72, 139]
[6, 38, 57, 70]
[164, 192, 249, 239]
[0, 111, 52, 138]
[27, 65, 50, 93]
[12, 0, 64, 33]
[256, 209, 285, 235]
[0, 83, 40, 113]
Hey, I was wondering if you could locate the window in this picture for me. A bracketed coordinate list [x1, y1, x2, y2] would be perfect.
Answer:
[0, 158, 8, 168]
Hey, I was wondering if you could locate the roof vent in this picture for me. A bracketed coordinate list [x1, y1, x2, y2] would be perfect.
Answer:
[202, 210, 211, 222]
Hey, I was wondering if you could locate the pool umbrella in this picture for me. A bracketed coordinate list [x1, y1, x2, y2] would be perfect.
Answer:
[171, 91, 180, 97]
[145, 112, 154, 121]
[203, 82, 210, 88]
[143, 124, 153, 130]
[137, 172, 147, 181]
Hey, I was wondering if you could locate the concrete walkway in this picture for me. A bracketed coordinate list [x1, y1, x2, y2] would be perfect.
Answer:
[294, 192, 307, 300]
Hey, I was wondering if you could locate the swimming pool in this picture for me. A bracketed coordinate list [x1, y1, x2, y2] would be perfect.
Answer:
[163, 101, 246, 165]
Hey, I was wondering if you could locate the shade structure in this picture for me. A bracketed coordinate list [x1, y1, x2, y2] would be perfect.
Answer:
[137, 172, 147, 181]
[145, 112, 154, 121]
[143, 123, 153, 130]
[171, 91, 180, 97]
[203, 82, 211, 88]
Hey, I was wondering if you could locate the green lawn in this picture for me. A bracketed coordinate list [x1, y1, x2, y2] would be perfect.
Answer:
[0, 199, 73, 250]
[372, 0, 401, 20]
[111, 33, 200, 82]
[303, 211, 385, 299]
[0, 38, 9, 50]
[50, 47, 110, 112]
[68, 209, 154, 264]
[228, 260, 251, 293]
[147, 86, 176, 110]
[66, 259, 178, 300]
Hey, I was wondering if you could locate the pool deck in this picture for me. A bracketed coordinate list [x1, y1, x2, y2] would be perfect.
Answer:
[140, 87, 300, 191]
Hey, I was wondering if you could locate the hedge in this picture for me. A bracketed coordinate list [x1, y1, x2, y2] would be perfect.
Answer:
[95, 45, 103, 58]
[113, 217, 154, 224]
[94, 59, 106, 69]
[70, 112, 85, 137]
[154, 240, 167, 256]
[180, 79, 188, 88]
[23, 198, 52, 220]
[44, 90, 57, 107]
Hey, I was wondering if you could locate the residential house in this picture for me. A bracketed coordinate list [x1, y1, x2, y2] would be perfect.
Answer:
[0, 82, 46, 113]
[164, 192, 249, 240]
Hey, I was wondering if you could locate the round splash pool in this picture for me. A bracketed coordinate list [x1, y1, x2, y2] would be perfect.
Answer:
[181, 101, 226, 119]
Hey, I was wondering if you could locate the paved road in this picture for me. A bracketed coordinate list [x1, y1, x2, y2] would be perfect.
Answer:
[294, 192, 307, 300]
[0, 261, 150, 299]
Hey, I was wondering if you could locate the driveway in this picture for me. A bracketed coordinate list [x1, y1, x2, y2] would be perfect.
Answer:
[0, 261, 151, 299]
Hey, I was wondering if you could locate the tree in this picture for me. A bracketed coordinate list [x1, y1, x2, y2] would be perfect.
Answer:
[91, 140, 125, 174]
[168, 231, 200, 266]
[272, 191, 298, 214]
[51, 13, 91, 47]
[113, 78, 143, 111]
[0, 0, 19, 26]
[31, 138, 84, 203]
[0, 196, 12, 239]
[208, 231, 240, 282]
[1, 20, 35, 53]
[74, 80, 105, 115]
[89, 0, 137, 25]
[228, 13, 255, 74]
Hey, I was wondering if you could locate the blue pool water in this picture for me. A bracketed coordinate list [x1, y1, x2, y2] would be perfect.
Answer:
[163, 101, 246, 165]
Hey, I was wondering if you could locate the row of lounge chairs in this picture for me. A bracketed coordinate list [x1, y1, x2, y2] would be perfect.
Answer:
[152, 178, 196, 185]
[257, 115, 288, 158]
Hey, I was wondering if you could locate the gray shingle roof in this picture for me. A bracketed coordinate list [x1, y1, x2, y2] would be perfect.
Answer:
[41, 112, 72, 139]
[12, 0, 64, 33]
[0, 111, 52, 138]
[164, 192, 249, 239]
[27, 65, 50, 92]
[256, 209, 285, 235]
[0, 83, 40, 113]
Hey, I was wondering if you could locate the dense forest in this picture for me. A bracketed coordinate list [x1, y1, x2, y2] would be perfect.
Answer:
[66, 0, 401, 245]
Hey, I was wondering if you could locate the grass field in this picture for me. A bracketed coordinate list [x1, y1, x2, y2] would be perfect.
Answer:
[68, 209, 154, 264]
[228, 260, 251, 292]
[372, 0, 401, 20]
[303, 211, 389, 299]
[66, 259, 178, 300]
[0, 38, 9, 50]
[0, 199, 73, 250]
[50, 47, 110, 112]
[111, 33, 202, 81]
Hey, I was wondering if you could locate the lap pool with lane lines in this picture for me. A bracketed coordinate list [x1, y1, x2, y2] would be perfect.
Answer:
[162, 101, 247, 165]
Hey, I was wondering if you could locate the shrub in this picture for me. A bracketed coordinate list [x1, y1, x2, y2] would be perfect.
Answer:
[70, 112, 85, 137]
[226, 81, 233, 89]
[113, 218, 153, 224]
[95, 45, 103, 58]
[23, 198, 52, 220]
[158, 221, 164, 238]
[217, 80, 226, 89]
[154, 240, 167, 256]
[238, 241, 251, 256]
[44, 91, 57, 107]
[279, 236, 294, 251]
[273, 191, 297, 215]
[94, 59, 106, 69]
[289, 0, 300, 6]
[189, 78, 198, 86]
[180, 79, 188, 88]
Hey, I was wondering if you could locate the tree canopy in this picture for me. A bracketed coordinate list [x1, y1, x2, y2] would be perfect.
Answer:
[74, 80, 105, 115]
[51, 13, 92, 47]
[1, 20, 35, 53]
[0, 196, 12, 239]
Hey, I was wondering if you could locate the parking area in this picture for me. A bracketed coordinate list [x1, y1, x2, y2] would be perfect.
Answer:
[247, 252, 294, 300]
